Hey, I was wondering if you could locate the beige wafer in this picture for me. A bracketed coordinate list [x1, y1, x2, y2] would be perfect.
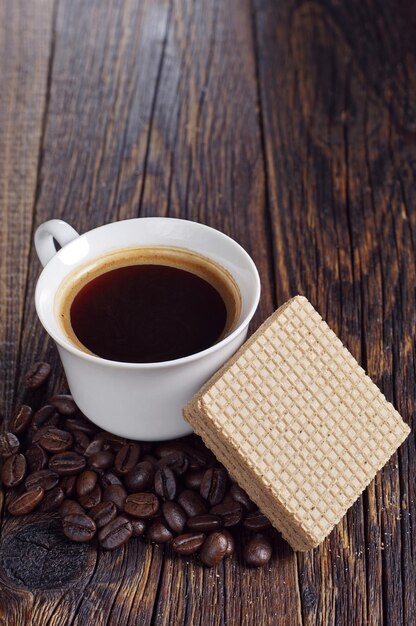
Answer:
[183, 295, 410, 551]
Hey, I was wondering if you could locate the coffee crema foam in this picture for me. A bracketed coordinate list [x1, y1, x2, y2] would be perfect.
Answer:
[55, 246, 242, 360]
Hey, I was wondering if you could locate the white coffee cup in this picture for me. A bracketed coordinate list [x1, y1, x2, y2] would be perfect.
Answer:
[34, 218, 260, 440]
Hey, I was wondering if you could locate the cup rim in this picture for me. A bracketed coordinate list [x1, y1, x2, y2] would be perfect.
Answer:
[35, 217, 261, 370]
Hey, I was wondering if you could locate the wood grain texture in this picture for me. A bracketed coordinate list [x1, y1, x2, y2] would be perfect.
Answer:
[0, 0, 415, 624]
[0, 0, 55, 418]
[1, 1, 172, 625]
[253, 0, 416, 624]
[0, 0, 55, 577]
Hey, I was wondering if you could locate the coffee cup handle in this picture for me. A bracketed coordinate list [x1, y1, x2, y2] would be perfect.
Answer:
[35, 219, 80, 267]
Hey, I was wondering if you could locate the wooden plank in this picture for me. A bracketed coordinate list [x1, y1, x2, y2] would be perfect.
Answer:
[361, 4, 416, 624]
[0, 1, 172, 625]
[0, 0, 54, 418]
[0, 0, 55, 620]
[253, 0, 415, 624]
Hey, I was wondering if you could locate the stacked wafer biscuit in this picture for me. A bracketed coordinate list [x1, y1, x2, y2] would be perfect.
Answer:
[183, 296, 410, 551]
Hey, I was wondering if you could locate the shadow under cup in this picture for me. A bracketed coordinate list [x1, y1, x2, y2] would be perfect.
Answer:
[54, 245, 243, 365]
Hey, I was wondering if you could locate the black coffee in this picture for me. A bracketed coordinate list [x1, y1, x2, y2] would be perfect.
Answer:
[69, 263, 228, 363]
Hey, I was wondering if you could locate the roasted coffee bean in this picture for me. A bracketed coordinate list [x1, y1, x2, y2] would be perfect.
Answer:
[97, 432, 127, 450]
[32, 425, 53, 444]
[89, 501, 117, 529]
[243, 534, 272, 567]
[222, 530, 235, 558]
[162, 501, 187, 534]
[200, 532, 228, 567]
[187, 514, 222, 532]
[76, 470, 98, 497]
[178, 490, 208, 517]
[103, 484, 127, 511]
[124, 493, 160, 518]
[183, 470, 205, 490]
[10, 405, 33, 435]
[181, 443, 215, 469]
[142, 454, 158, 466]
[25, 469, 60, 491]
[38, 427, 74, 453]
[73, 430, 90, 454]
[49, 451, 86, 476]
[200, 468, 227, 506]
[130, 518, 146, 537]
[114, 443, 140, 474]
[65, 418, 97, 436]
[243, 510, 271, 531]
[84, 438, 104, 457]
[48, 394, 78, 415]
[157, 451, 189, 476]
[155, 442, 184, 459]
[99, 516, 132, 549]
[171, 532, 206, 556]
[124, 461, 154, 493]
[39, 486, 65, 512]
[220, 490, 236, 506]
[24, 361, 51, 388]
[136, 441, 153, 455]
[32, 405, 59, 431]
[229, 484, 255, 512]
[154, 466, 176, 501]
[8, 486, 44, 515]
[210, 502, 243, 527]
[147, 519, 173, 543]
[100, 471, 123, 489]
[26, 444, 48, 472]
[0, 432, 19, 458]
[88, 450, 114, 471]
[60, 475, 77, 497]
[79, 484, 102, 509]
[59, 499, 85, 517]
[1, 453, 26, 487]
[62, 513, 96, 542]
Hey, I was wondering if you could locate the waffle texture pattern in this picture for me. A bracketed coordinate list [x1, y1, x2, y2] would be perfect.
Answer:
[184, 296, 410, 551]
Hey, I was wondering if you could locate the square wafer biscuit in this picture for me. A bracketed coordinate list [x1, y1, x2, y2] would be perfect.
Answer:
[183, 295, 410, 551]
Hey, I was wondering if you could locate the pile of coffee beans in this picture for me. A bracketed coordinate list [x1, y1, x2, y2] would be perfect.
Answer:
[0, 362, 274, 568]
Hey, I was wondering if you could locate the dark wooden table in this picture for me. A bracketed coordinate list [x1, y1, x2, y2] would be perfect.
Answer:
[0, 1, 415, 624]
